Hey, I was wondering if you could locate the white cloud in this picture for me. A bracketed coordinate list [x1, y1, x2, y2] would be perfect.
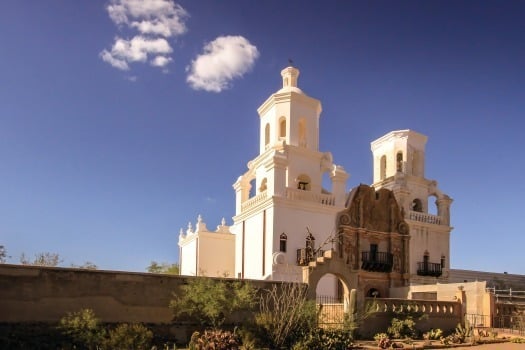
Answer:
[101, 0, 187, 72]
[186, 36, 259, 92]
[150, 55, 172, 67]
[107, 0, 188, 37]
[101, 36, 172, 70]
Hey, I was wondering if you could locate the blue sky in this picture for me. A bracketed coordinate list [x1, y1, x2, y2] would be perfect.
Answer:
[1, 0, 524, 274]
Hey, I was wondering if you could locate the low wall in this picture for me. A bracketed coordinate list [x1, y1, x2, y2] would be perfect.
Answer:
[359, 297, 462, 338]
[0, 264, 282, 343]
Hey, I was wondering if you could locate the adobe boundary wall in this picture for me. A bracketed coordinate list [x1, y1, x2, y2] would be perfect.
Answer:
[0, 264, 282, 342]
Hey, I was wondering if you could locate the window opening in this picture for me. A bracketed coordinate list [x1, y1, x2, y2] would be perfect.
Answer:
[280, 233, 287, 252]
[396, 152, 403, 172]
[380, 155, 387, 180]
[279, 118, 286, 138]
[411, 198, 423, 212]
[370, 244, 378, 261]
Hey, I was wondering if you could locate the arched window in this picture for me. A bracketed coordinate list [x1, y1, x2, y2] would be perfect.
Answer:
[396, 152, 403, 172]
[264, 123, 270, 147]
[299, 118, 307, 147]
[279, 117, 286, 138]
[423, 250, 429, 268]
[411, 198, 423, 212]
[297, 174, 311, 191]
[280, 233, 287, 252]
[441, 255, 446, 269]
[380, 155, 387, 180]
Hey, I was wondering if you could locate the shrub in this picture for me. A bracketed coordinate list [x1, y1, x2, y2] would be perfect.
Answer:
[374, 333, 391, 349]
[254, 283, 317, 349]
[387, 316, 416, 339]
[423, 328, 443, 340]
[105, 323, 153, 350]
[292, 328, 354, 350]
[170, 277, 257, 328]
[58, 308, 105, 349]
[188, 329, 240, 350]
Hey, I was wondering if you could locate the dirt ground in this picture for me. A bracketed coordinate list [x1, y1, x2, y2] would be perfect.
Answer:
[452, 343, 524, 349]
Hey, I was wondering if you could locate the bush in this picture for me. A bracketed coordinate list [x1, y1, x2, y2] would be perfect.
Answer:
[188, 329, 240, 350]
[254, 283, 317, 349]
[423, 328, 443, 340]
[58, 308, 105, 349]
[170, 277, 257, 328]
[387, 317, 416, 339]
[105, 323, 153, 350]
[292, 328, 354, 350]
[374, 333, 391, 349]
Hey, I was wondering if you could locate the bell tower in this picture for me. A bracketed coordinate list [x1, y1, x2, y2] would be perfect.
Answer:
[232, 66, 349, 283]
[371, 130, 453, 284]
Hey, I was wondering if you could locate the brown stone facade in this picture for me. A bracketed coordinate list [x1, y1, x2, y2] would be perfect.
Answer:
[335, 184, 410, 299]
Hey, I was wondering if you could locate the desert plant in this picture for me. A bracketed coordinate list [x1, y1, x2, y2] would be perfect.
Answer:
[423, 328, 443, 340]
[293, 327, 354, 350]
[387, 316, 416, 339]
[187, 329, 240, 350]
[170, 277, 257, 328]
[105, 323, 153, 350]
[254, 282, 317, 349]
[374, 332, 391, 349]
[58, 308, 105, 350]
[510, 337, 525, 343]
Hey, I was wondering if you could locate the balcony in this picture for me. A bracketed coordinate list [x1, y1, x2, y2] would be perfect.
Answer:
[361, 251, 393, 272]
[407, 210, 442, 225]
[296, 248, 325, 266]
[417, 262, 443, 277]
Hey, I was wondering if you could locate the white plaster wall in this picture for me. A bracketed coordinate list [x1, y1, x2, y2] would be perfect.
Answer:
[409, 224, 449, 274]
[180, 238, 197, 276]
[198, 233, 235, 277]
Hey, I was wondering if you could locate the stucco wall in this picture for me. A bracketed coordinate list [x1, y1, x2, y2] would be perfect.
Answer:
[0, 264, 281, 325]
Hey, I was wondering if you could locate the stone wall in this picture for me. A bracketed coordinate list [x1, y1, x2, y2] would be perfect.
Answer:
[0, 264, 283, 343]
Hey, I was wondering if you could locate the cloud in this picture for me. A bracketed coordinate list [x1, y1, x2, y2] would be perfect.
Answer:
[150, 55, 172, 67]
[186, 36, 259, 92]
[100, 36, 173, 70]
[101, 0, 187, 71]
[107, 0, 188, 37]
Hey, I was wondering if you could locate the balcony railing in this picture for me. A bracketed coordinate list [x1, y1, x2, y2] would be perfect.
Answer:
[361, 251, 393, 272]
[296, 248, 325, 266]
[407, 210, 442, 225]
[417, 262, 443, 277]
[286, 187, 335, 206]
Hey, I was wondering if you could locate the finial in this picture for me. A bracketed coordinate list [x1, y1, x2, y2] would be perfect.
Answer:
[197, 214, 202, 223]
[221, 217, 226, 226]
[188, 221, 193, 230]
[288, 58, 294, 67]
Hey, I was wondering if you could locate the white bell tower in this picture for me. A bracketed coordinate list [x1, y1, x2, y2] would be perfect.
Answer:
[371, 130, 453, 284]
[232, 66, 349, 283]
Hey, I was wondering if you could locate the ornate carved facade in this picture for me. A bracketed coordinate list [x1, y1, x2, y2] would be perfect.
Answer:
[335, 184, 410, 297]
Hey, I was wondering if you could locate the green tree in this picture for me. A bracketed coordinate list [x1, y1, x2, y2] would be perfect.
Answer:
[146, 261, 179, 274]
[20, 252, 63, 266]
[58, 308, 105, 350]
[70, 261, 98, 270]
[0, 245, 8, 263]
[170, 277, 257, 328]
[105, 323, 153, 350]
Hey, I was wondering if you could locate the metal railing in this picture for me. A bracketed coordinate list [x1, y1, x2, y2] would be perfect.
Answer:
[296, 248, 325, 266]
[417, 261, 443, 277]
[361, 251, 393, 272]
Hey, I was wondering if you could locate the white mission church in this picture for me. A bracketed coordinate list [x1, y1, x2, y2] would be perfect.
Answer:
[178, 66, 453, 297]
